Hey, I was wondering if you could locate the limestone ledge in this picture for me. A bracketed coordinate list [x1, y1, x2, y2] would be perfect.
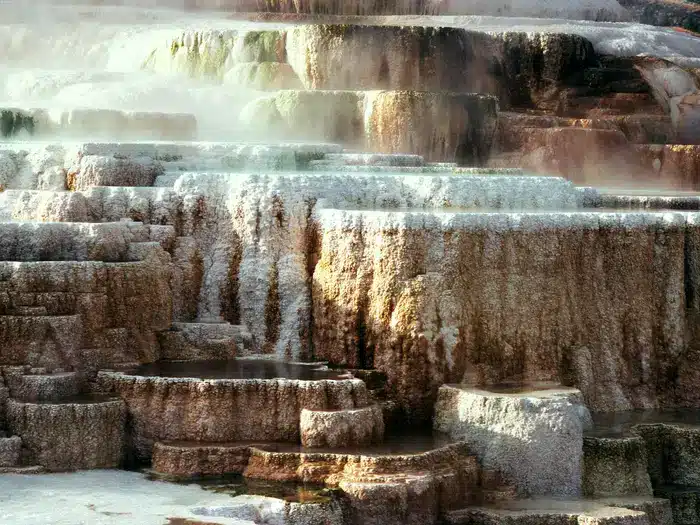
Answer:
[0, 253, 172, 370]
[312, 209, 700, 416]
[145, 25, 599, 109]
[434, 384, 590, 497]
[245, 441, 480, 525]
[300, 405, 385, 448]
[172, 171, 582, 358]
[6, 397, 126, 471]
[0, 221, 138, 262]
[96, 371, 370, 459]
[6, 371, 83, 402]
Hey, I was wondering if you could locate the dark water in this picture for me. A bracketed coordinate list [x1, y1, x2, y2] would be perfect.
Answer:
[269, 425, 456, 456]
[33, 393, 119, 405]
[448, 381, 571, 395]
[162, 473, 335, 504]
[587, 408, 700, 438]
[130, 359, 349, 381]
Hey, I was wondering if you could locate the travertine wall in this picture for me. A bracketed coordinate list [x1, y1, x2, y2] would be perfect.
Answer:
[312, 210, 700, 417]
[0, 253, 172, 370]
[97, 371, 369, 458]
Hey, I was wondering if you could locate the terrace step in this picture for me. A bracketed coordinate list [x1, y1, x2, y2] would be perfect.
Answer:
[159, 322, 254, 360]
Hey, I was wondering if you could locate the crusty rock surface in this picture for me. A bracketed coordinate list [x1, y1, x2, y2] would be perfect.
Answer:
[67, 155, 164, 190]
[300, 404, 384, 448]
[0, 251, 172, 370]
[152, 441, 254, 478]
[312, 209, 700, 415]
[175, 172, 581, 358]
[0, 436, 21, 467]
[6, 397, 126, 471]
[245, 441, 480, 525]
[97, 371, 369, 459]
[583, 436, 654, 497]
[240, 89, 498, 163]
[6, 372, 83, 402]
[434, 384, 590, 497]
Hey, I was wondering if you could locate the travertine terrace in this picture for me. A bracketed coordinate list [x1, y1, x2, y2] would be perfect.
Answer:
[3, 1, 700, 524]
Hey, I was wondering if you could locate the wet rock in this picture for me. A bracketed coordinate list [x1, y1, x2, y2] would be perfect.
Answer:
[300, 404, 384, 448]
[224, 62, 302, 90]
[96, 371, 369, 459]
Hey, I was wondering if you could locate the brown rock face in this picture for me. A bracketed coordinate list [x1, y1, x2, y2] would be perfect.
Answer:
[0, 255, 172, 370]
[6, 397, 126, 471]
[285, 25, 595, 108]
[636, 144, 700, 188]
[364, 91, 498, 165]
[312, 211, 700, 417]
[97, 372, 370, 459]
[244, 442, 481, 525]
[152, 441, 253, 478]
[514, 127, 643, 184]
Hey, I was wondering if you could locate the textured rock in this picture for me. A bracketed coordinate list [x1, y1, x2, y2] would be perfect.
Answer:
[300, 404, 384, 448]
[6, 372, 83, 402]
[6, 397, 126, 471]
[504, 127, 641, 184]
[175, 173, 581, 358]
[633, 423, 700, 487]
[583, 436, 654, 497]
[0, 221, 134, 262]
[67, 155, 164, 190]
[152, 441, 254, 478]
[635, 145, 700, 188]
[0, 253, 172, 370]
[600, 497, 673, 525]
[192, 494, 345, 525]
[245, 440, 480, 524]
[97, 371, 369, 459]
[158, 322, 251, 360]
[447, 500, 650, 525]
[285, 25, 596, 107]
[434, 384, 589, 496]
[0, 435, 21, 467]
[312, 210, 698, 415]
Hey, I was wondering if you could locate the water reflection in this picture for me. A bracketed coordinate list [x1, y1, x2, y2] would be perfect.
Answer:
[130, 359, 348, 380]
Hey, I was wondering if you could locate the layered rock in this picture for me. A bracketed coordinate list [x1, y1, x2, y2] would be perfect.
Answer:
[97, 371, 369, 459]
[175, 172, 581, 357]
[152, 441, 255, 478]
[6, 396, 126, 471]
[244, 441, 481, 525]
[312, 210, 700, 416]
[0, 237, 172, 370]
[300, 404, 385, 448]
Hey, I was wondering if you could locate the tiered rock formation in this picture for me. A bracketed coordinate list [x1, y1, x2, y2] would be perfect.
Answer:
[2, 1, 700, 524]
